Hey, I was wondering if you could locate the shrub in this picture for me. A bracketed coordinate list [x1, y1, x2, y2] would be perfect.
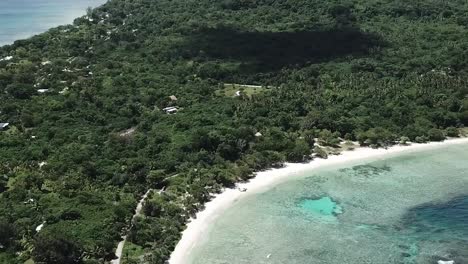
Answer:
[445, 127, 459, 137]
[313, 146, 328, 159]
[415, 136, 429, 143]
[428, 128, 445, 141]
[399, 136, 410, 145]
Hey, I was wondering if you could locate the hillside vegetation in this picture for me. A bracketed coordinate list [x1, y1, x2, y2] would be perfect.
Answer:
[1, 0, 468, 263]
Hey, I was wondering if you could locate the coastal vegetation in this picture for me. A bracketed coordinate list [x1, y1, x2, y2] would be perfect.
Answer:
[0, 0, 467, 263]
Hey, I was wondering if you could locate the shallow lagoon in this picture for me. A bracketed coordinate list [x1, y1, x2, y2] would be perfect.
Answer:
[189, 143, 468, 264]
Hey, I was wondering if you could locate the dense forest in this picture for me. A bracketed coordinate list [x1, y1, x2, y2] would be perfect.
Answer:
[1, 0, 468, 263]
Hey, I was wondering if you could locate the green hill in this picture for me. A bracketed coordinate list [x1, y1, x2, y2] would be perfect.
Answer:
[1, 0, 468, 263]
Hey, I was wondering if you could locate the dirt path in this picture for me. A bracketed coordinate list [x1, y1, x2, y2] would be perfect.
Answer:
[111, 189, 153, 264]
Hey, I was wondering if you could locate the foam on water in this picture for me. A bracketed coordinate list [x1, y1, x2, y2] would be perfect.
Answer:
[188, 143, 468, 264]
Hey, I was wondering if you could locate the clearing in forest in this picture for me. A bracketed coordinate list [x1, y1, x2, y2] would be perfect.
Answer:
[217, 83, 267, 97]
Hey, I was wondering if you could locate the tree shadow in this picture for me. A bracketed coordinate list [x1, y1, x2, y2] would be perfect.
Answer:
[182, 26, 384, 75]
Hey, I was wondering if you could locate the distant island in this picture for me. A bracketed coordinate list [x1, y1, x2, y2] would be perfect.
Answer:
[1, 0, 468, 263]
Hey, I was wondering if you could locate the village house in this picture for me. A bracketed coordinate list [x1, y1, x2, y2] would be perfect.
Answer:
[0, 56, 13, 62]
[162, 106, 178, 114]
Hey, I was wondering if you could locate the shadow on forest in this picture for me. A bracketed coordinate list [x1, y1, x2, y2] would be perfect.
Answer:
[183, 26, 383, 74]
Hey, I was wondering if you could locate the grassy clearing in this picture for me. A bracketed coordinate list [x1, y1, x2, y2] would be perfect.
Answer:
[121, 241, 145, 264]
[217, 83, 267, 97]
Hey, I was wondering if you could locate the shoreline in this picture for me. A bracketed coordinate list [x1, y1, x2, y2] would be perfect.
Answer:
[0, 0, 107, 47]
[168, 137, 468, 264]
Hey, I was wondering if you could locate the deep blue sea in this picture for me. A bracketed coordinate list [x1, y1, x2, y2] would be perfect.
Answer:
[0, 0, 106, 46]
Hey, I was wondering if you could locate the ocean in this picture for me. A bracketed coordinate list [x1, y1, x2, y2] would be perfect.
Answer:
[0, 0, 107, 46]
[188, 143, 468, 264]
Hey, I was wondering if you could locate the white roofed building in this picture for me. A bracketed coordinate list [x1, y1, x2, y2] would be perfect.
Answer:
[0, 123, 9, 130]
[162, 107, 178, 114]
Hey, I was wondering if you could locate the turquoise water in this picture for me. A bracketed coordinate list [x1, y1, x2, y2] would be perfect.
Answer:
[189, 143, 468, 264]
[0, 0, 106, 46]
[299, 196, 342, 221]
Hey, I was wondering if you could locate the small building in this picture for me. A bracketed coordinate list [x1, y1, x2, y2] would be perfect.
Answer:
[437, 261, 454, 264]
[35, 222, 46, 232]
[59, 87, 69, 94]
[0, 56, 13, 62]
[235, 91, 241, 97]
[37, 89, 49, 93]
[119, 127, 136, 137]
[162, 107, 178, 114]
[169, 95, 178, 101]
[255, 132, 263, 137]
[0, 123, 9, 130]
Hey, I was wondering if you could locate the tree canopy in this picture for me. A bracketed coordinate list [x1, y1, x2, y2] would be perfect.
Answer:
[0, 0, 467, 263]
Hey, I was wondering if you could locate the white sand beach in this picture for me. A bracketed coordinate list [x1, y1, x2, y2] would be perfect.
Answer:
[168, 137, 468, 264]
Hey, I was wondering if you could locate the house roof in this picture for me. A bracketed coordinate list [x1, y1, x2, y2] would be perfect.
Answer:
[163, 107, 178, 111]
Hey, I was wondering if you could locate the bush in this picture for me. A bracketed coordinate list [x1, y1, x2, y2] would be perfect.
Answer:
[318, 129, 340, 147]
[313, 146, 328, 159]
[357, 127, 395, 147]
[344, 133, 354, 141]
[399, 136, 410, 145]
[286, 140, 311, 162]
[415, 136, 429, 143]
[0, 221, 16, 248]
[428, 128, 445, 141]
[32, 233, 83, 264]
[445, 127, 459, 137]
